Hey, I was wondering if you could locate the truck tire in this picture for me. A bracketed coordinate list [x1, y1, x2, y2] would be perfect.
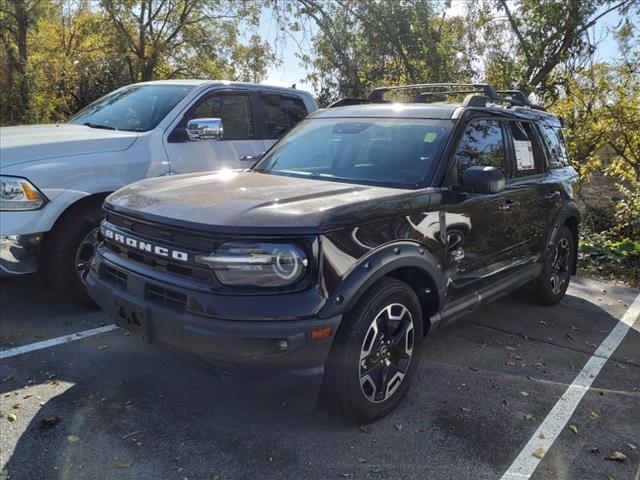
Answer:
[533, 225, 575, 305]
[46, 203, 104, 306]
[322, 277, 423, 423]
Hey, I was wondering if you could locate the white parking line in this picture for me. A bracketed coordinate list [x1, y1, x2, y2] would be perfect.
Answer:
[0, 325, 119, 360]
[501, 292, 640, 480]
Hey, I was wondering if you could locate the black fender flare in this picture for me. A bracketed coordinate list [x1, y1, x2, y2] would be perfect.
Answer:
[544, 200, 581, 274]
[320, 240, 447, 318]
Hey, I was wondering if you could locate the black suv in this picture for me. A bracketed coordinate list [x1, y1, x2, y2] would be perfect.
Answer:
[86, 84, 580, 423]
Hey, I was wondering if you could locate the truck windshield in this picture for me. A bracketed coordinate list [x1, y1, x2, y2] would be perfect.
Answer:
[254, 118, 451, 188]
[69, 84, 194, 132]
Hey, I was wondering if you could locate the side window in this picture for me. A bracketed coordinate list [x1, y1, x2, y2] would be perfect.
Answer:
[455, 119, 507, 180]
[507, 121, 544, 178]
[188, 93, 254, 140]
[259, 94, 308, 139]
[539, 124, 568, 168]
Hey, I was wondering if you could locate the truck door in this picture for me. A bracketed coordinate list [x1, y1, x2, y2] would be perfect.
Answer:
[257, 92, 310, 152]
[163, 89, 265, 174]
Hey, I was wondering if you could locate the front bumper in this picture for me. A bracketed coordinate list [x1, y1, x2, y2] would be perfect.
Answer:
[86, 250, 341, 407]
[0, 233, 43, 275]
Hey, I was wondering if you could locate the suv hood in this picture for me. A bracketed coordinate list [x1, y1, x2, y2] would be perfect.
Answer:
[105, 170, 432, 234]
[0, 124, 139, 167]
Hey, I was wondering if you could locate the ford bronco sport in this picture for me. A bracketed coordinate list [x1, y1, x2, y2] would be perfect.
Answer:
[86, 84, 579, 423]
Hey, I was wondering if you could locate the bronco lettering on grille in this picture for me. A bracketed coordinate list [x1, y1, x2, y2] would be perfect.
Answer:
[101, 226, 189, 262]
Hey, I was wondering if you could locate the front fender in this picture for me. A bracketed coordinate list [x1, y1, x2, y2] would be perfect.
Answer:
[545, 200, 581, 274]
[319, 240, 446, 318]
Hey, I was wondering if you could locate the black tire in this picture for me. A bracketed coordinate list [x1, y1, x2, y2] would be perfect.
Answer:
[46, 202, 104, 306]
[533, 225, 575, 306]
[322, 277, 423, 423]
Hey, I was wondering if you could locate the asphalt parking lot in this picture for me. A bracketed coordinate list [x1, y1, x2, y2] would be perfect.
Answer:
[0, 274, 639, 480]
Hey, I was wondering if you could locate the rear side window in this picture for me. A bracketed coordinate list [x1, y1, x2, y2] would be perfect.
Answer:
[454, 119, 507, 180]
[539, 124, 569, 168]
[507, 121, 545, 178]
[259, 94, 308, 139]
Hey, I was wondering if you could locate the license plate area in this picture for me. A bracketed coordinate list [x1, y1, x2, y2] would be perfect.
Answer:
[114, 297, 150, 341]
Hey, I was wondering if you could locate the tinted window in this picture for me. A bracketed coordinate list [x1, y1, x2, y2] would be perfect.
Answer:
[508, 121, 543, 178]
[255, 118, 450, 188]
[259, 94, 308, 138]
[539, 124, 568, 168]
[188, 93, 254, 140]
[69, 85, 193, 132]
[455, 120, 507, 179]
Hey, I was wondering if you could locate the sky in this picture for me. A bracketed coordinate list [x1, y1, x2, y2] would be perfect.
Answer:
[257, 1, 628, 94]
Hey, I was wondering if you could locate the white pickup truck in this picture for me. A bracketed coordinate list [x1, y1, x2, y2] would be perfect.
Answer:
[0, 80, 317, 303]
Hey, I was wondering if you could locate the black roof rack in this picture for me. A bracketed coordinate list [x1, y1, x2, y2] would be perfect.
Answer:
[328, 83, 546, 111]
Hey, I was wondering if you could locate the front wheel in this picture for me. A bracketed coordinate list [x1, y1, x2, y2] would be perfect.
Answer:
[533, 225, 575, 305]
[322, 277, 423, 423]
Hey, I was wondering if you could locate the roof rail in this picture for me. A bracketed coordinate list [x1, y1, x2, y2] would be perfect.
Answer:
[327, 83, 547, 111]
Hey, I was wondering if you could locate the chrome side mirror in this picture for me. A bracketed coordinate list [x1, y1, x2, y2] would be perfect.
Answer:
[186, 118, 224, 141]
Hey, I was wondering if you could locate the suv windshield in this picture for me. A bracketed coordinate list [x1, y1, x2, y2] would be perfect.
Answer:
[69, 84, 194, 132]
[254, 118, 451, 188]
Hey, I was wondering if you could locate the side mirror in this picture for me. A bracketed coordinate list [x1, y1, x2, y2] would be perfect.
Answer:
[187, 118, 224, 141]
[460, 166, 505, 194]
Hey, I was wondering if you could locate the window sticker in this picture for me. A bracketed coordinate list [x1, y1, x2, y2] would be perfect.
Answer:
[514, 140, 535, 171]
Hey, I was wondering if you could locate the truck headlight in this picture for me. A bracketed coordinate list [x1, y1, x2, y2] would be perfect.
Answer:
[196, 242, 308, 287]
[0, 176, 47, 211]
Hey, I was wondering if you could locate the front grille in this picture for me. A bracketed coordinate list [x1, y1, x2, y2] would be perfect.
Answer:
[102, 211, 218, 283]
[145, 283, 187, 311]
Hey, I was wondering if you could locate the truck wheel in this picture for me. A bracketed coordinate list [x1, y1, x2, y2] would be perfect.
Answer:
[533, 225, 575, 306]
[46, 203, 104, 306]
[323, 277, 423, 423]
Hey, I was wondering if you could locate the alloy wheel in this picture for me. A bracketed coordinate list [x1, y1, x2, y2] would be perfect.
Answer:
[359, 303, 415, 403]
[75, 227, 100, 284]
[550, 237, 571, 295]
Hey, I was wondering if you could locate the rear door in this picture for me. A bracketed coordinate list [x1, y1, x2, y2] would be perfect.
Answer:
[164, 88, 265, 174]
[257, 92, 309, 151]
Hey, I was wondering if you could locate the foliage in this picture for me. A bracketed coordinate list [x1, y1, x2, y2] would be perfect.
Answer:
[612, 182, 640, 240]
[579, 234, 640, 287]
[0, 0, 276, 125]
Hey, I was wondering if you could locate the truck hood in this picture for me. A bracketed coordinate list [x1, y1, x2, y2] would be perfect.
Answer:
[105, 170, 433, 234]
[0, 124, 139, 167]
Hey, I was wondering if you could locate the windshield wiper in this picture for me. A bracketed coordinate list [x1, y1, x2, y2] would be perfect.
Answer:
[83, 122, 117, 131]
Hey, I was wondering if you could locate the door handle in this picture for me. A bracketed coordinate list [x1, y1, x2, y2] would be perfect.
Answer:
[545, 190, 561, 199]
[240, 153, 263, 161]
[498, 199, 520, 211]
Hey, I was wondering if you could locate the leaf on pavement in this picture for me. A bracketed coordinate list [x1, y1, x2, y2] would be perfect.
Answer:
[590, 411, 599, 418]
[590, 447, 599, 454]
[520, 391, 529, 397]
[359, 424, 373, 433]
[569, 325, 581, 331]
[606, 475, 615, 480]
[116, 460, 134, 468]
[606, 451, 627, 462]
[67, 435, 80, 443]
[532, 448, 545, 459]
[524, 413, 534, 421]
[7, 413, 16, 422]
[39, 416, 61, 429]
[395, 424, 404, 432]
[97, 345, 110, 350]
[627, 443, 637, 450]
[461, 406, 471, 413]
[615, 363, 625, 369]
[569, 424, 578, 434]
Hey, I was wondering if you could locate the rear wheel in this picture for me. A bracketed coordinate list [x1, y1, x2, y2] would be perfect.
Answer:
[46, 203, 104, 306]
[533, 225, 575, 305]
[323, 277, 423, 423]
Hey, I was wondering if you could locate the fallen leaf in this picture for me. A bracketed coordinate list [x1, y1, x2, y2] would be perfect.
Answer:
[590, 447, 599, 454]
[12, 403, 20, 409]
[357, 458, 367, 463]
[116, 460, 134, 468]
[370, 467, 383, 473]
[67, 435, 80, 443]
[23, 394, 33, 399]
[540, 320, 553, 326]
[532, 448, 545, 459]
[606, 475, 615, 480]
[606, 451, 627, 462]
[590, 411, 599, 419]
[359, 424, 373, 433]
[569, 424, 578, 434]
[538, 432, 545, 439]
[520, 391, 529, 397]
[212, 475, 220, 480]
[627, 443, 637, 450]
[565, 334, 575, 340]
[461, 406, 471, 413]
[479, 340, 489, 347]
[39, 416, 61, 429]
[615, 363, 625, 369]
[505, 346, 517, 351]
[7, 413, 17, 422]
[97, 345, 110, 350]
[524, 413, 534, 421]
[569, 325, 581, 331]
[122, 430, 141, 440]
[547, 336, 555, 341]
[395, 424, 404, 432]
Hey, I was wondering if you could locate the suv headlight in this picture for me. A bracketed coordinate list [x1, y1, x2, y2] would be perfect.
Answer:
[196, 242, 308, 287]
[0, 176, 47, 211]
